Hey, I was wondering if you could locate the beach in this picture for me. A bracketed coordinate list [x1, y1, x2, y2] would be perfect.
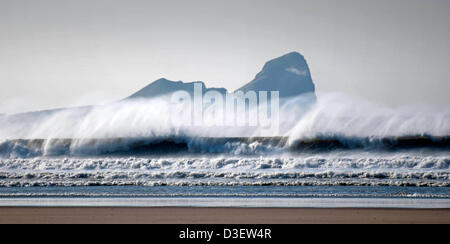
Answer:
[1, 207, 449, 224]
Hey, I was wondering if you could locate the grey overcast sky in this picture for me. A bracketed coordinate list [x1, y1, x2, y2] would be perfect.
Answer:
[1, 0, 449, 114]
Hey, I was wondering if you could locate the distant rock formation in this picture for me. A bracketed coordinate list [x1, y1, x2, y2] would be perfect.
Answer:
[5, 52, 316, 117]
[237, 52, 316, 99]
[125, 52, 315, 101]
[126, 52, 315, 101]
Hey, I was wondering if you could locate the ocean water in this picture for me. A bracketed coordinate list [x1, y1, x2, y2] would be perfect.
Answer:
[0, 146, 449, 208]
[0, 94, 449, 208]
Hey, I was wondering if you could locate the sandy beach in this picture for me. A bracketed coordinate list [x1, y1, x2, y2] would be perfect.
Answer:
[0, 207, 449, 224]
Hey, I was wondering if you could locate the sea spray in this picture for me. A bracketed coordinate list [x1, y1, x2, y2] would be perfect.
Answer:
[0, 93, 449, 158]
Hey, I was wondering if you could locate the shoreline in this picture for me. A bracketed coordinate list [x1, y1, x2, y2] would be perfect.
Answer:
[1, 207, 449, 224]
[0, 197, 449, 209]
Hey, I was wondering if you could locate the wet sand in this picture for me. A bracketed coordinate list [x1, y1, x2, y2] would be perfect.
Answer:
[0, 207, 449, 224]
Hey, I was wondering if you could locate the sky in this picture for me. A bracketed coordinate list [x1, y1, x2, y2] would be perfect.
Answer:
[0, 0, 449, 114]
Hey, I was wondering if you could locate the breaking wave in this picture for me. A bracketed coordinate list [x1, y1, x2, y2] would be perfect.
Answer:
[0, 135, 449, 158]
[0, 93, 448, 158]
[0, 93, 448, 189]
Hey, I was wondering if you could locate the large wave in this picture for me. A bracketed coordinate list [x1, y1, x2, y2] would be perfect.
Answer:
[0, 135, 449, 158]
[0, 93, 449, 158]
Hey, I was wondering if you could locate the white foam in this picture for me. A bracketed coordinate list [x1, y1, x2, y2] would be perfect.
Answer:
[0, 155, 448, 187]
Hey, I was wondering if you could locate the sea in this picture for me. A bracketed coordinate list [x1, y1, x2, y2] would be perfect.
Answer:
[0, 94, 449, 208]
[0, 136, 449, 208]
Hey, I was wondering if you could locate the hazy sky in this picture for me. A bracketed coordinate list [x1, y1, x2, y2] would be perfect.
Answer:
[1, 0, 449, 114]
